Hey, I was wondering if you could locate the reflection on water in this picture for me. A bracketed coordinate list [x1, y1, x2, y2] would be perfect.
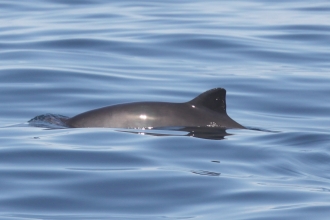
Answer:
[119, 127, 232, 140]
[28, 114, 233, 140]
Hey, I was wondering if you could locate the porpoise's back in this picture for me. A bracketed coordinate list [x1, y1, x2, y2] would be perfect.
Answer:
[66, 88, 244, 129]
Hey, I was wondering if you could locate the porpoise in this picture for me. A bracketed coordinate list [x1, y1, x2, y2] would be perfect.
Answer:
[66, 88, 244, 129]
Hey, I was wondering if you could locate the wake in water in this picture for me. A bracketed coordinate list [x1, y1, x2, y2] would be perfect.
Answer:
[27, 114, 275, 139]
[28, 114, 70, 129]
[27, 114, 233, 139]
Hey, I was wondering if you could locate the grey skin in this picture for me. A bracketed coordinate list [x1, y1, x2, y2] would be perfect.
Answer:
[66, 88, 245, 129]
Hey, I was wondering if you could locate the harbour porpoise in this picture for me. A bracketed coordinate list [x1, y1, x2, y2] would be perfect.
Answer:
[66, 88, 244, 129]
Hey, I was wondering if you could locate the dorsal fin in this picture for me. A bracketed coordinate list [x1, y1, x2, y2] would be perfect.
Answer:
[188, 88, 227, 113]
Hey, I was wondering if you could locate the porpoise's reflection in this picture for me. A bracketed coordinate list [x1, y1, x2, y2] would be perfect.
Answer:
[117, 126, 232, 140]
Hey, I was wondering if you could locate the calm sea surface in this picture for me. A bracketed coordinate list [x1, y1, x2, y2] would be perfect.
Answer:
[1, 0, 330, 219]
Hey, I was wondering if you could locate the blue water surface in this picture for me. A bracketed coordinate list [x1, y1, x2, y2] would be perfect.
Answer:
[1, 0, 330, 219]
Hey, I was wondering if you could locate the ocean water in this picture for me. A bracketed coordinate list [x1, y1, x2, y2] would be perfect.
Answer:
[1, 0, 330, 219]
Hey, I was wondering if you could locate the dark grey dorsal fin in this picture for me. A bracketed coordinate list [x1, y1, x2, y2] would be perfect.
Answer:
[188, 88, 227, 113]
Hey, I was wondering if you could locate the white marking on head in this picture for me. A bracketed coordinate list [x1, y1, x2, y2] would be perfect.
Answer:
[192, 105, 195, 108]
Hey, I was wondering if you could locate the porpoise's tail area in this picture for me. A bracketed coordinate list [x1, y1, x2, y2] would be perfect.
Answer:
[28, 114, 70, 129]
